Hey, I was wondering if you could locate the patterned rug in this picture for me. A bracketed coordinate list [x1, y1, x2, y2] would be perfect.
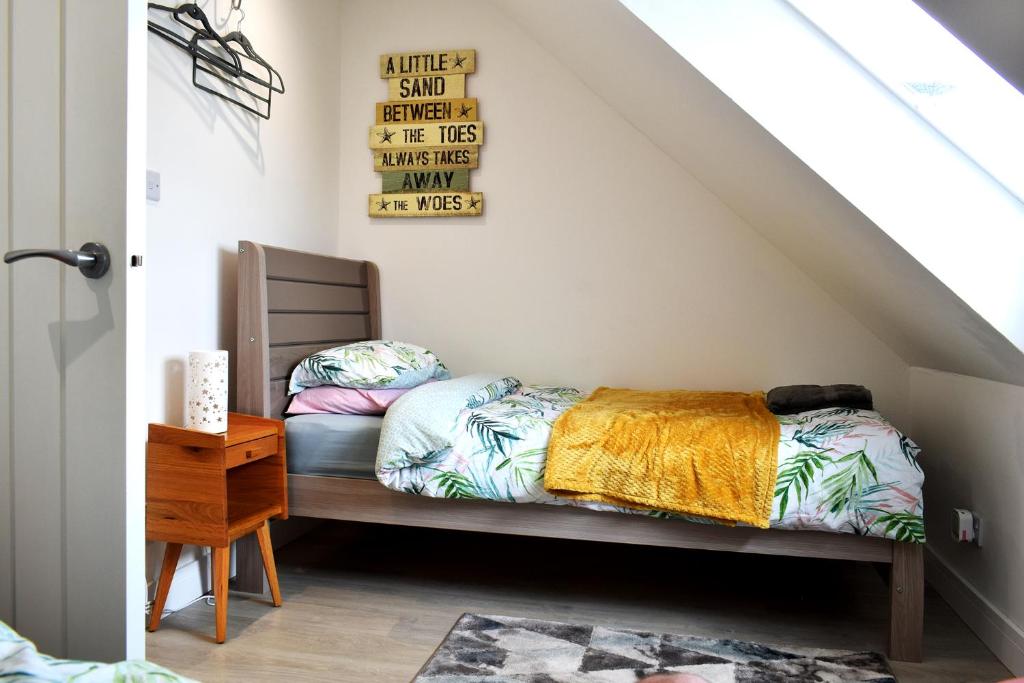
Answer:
[414, 614, 896, 682]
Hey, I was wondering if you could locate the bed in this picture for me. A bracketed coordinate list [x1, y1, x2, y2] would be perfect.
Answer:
[233, 241, 924, 662]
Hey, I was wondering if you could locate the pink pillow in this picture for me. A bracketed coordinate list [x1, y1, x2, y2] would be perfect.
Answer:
[286, 385, 410, 416]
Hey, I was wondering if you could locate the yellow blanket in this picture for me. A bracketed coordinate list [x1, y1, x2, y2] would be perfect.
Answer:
[544, 388, 780, 528]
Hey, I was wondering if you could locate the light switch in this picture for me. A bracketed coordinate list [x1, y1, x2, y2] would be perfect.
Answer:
[146, 170, 161, 202]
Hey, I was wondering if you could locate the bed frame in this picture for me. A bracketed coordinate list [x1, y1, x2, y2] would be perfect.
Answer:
[233, 241, 924, 662]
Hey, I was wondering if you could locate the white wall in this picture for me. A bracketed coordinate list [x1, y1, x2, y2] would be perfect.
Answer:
[146, 0, 343, 609]
[148, 0, 343, 424]
[334, 0, 911, 425]
[910, 368, 1024, 674]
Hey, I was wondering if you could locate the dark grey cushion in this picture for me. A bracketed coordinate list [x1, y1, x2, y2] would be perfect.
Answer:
[766, 384, 873, 415]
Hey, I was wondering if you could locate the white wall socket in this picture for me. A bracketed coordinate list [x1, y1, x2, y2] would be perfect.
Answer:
[146, 170, 161, 202]
[952, 507, 983, 547]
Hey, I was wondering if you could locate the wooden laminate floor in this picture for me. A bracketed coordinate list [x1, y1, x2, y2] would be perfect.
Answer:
[147, 522, 1012, 683]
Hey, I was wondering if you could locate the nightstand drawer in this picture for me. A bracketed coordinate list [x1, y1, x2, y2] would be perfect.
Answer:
[226, 435, 278, 469]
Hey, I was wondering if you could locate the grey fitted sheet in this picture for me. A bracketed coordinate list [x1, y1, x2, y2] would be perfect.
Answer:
[284, 414, 381, 479]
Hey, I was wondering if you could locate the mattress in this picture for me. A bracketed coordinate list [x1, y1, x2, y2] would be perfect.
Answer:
[285, 413, 381, 479]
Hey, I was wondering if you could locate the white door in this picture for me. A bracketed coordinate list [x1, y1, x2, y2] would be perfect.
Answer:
[0, 0, 146, 661]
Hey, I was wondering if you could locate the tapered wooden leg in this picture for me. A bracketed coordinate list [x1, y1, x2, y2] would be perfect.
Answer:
[212, 546, 230, 644]
[888, 542, 924, 662]
[255, 521, 282, 607]
[148, 542, 182, 632]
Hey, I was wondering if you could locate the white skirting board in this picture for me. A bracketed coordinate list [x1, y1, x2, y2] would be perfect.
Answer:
[925, 547, 1024, 675]
[149, 517, 322, 613]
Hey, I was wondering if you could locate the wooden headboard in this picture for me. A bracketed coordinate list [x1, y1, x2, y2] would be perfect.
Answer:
[236, 241, 381, 420]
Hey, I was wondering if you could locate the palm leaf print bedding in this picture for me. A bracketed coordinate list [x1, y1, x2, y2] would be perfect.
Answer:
[1, 620, 196, 682]
[376, 384, 925, 542]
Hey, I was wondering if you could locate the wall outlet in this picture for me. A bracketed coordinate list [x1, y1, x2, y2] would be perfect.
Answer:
[952, 507, 983, 547]
[146, 170, 161, 202]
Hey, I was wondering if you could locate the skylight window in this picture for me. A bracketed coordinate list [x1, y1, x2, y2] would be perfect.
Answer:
[786, 0, 1024, 204]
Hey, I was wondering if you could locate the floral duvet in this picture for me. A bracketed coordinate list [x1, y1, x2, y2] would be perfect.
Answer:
[376, 383, 925, 542]
[0, 621, 194, 682]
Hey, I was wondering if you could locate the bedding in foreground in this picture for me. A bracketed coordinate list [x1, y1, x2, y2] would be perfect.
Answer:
[1, 621, 194, 682]
[376, 381, 925, 542]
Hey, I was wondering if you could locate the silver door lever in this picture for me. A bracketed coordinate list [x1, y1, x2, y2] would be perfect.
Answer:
[3, 242, 110, 279]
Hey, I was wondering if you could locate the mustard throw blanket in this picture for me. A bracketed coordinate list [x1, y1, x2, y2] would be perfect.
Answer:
[544, 388, 780, 528]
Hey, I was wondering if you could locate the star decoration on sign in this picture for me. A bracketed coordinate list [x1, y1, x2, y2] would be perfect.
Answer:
[453, 53, 466, 69]
[457, 103, 473, 119]
[377, 198, 390, 211]
[378, 127, 395, 144]
[467, 196, 480, 210]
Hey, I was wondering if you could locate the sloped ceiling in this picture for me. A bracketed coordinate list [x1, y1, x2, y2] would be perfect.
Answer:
[915, 0, 1024, 94]
[490, 0, 1024, 386]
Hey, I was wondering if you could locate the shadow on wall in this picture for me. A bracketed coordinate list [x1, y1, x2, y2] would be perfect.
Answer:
[47, 272, 115, 367]
[158, 249, 240, 425]
[147, 5, 265, 171]
[219, 246, 239, 413]
[164, 358, 185, 426]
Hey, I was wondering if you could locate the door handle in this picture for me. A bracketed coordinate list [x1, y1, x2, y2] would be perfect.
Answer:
[3, 242, 110, 279]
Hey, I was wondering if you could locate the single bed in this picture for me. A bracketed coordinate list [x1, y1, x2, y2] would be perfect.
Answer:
[233, 241, 924, 662]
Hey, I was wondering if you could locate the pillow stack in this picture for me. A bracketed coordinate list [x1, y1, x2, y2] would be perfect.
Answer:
[286, 340, 449, 416]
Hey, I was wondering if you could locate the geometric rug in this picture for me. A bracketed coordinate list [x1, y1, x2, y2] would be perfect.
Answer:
[414, 614, 896, 683]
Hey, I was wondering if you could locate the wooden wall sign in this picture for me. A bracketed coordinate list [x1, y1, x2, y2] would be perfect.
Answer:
[387, 74, 466, 101]
[369, 122, 483, 149]
[376, 98, 477, 124]
[368, 192, 482, 217]
[370, 49, 482, 218]
[379, 50, 476, 78]
[381, 169, 470, 193]
[373, 146, 479, 172]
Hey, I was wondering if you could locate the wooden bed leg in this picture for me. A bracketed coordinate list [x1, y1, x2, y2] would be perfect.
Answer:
[233, 534, 267, 595]
[888, 542, 924, 662]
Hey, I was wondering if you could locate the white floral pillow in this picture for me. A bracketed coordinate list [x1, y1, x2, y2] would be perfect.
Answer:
[288, 340, 450, 394]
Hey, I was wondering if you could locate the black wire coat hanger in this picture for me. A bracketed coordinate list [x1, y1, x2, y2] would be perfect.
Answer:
[147, 1, 284, 120]
[189, 33, 283, 119]
[190, 32, 273, 119]
[148, 3, 243, 77]
[221, 31, 284, 94]
[218, 0, 283, 95]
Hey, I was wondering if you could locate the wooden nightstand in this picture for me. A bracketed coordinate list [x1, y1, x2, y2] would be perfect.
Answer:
[146, 412, 287, 643]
